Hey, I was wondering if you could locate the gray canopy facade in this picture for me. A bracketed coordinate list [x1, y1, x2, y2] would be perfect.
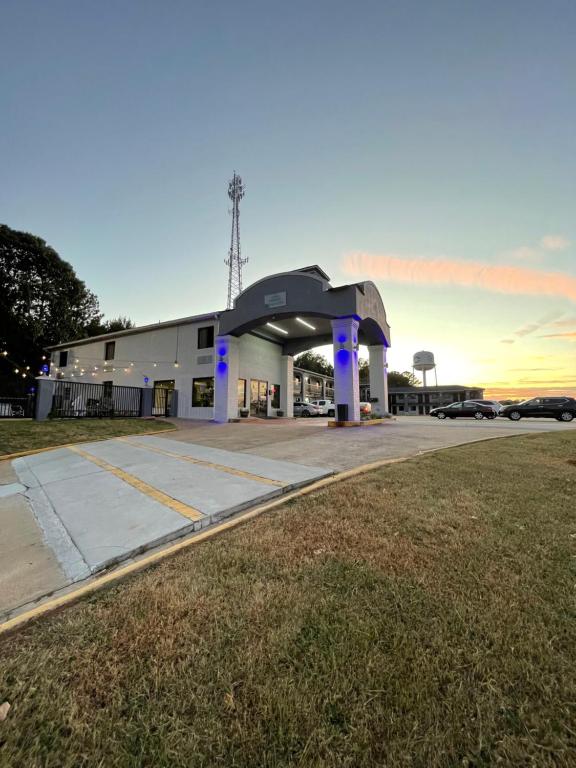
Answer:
[214, 266, 391, 422]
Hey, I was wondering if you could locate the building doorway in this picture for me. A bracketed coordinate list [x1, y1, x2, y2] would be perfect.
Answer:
[153, 380, 174, 416]
[250, 380, 268, 417]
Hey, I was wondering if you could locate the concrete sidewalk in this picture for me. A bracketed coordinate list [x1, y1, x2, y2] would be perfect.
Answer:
[1, 435, 331, 615]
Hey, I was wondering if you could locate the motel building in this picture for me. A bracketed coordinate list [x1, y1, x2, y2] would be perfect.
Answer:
[47, 266, 391, 423]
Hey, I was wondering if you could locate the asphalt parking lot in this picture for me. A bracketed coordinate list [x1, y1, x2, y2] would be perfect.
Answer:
[1, 414, 573, 617]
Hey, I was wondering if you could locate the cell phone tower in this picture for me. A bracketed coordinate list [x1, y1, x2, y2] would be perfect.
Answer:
[225, 171, 247, 309]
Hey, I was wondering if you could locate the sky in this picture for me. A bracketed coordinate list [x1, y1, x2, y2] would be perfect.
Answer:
[1, 0, 575, 399]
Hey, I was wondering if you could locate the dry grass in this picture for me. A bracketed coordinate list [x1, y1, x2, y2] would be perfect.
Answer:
[0, 431, 575, 767]
[0, 418, 175, 455]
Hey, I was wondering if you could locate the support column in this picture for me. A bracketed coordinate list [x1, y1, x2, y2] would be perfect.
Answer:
[213, 335, 240, 422]
[368, 344, 389, 416]
[280, 355, 294, 418]
[34, 377, 55, 421]
[331, 317, 360, 422]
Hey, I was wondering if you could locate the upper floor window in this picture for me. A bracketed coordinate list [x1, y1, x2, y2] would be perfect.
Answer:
[59, 350, 68, 367]
[198, 326, 214, 349]
[104, 341, 115, 360]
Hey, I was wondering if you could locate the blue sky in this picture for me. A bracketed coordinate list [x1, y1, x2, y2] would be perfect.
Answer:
[2, 1, 575, 394]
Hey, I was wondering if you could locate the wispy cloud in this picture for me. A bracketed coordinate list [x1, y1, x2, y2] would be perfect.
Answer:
[501, 235, 570, 262]
[501, 310, 568, 344]
[540, 331, 576, 340]
[540, 234, 571, 252]
[500, 339, 515, 344]
[550, 316, 576, 328]
[343, 253, 576, 302]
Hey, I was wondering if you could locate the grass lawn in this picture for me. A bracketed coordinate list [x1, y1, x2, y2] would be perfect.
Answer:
[1, 431, 575, 767]
[0, 418, 175, 455]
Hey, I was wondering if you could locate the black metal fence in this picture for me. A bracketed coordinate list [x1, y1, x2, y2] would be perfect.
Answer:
[50, 381, 142, 418]
[0, 395, 36, 419]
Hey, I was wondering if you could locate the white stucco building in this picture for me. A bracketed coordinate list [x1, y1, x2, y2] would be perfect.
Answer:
[47, 266, 391, 423]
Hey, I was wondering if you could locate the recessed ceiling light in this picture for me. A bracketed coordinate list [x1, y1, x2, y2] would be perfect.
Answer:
[266, 322, 288, 335]
[296, 317, 316, 330]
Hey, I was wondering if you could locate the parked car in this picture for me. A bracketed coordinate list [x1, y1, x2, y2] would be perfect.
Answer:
[500, 397, 576, 422]
[466, 399, 504, 414]
[360, 402, 372, 416]
[430, 401, 497, 420]
[293, 401, 322, 417]
[309, 399, 336, 416]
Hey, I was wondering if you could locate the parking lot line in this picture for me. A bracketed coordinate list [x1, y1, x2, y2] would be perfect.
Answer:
[116, 436, 286, 487]
[68, 445, 205, 522]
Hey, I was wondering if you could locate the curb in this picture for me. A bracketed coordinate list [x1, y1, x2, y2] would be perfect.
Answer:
[0, 426, 177, 462]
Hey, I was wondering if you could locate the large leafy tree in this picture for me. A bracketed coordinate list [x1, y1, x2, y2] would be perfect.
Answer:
[0, 224, 102, 392]
[86, 315, 135, 337]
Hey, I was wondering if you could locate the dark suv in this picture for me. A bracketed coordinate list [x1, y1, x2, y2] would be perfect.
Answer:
[500, 397, 576, 422]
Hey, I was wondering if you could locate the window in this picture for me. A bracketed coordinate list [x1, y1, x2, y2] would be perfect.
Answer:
[192, 377, 214, 407]
[272, 384, 281, 409]
[104, 341, 115, 361]
[237, 379, 246, 409]
[198, 326, 214, 349]
[59, 350, 68, 367]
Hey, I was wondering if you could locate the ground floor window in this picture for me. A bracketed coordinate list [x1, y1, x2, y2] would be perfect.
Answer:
[271, 384, 281, 409]
[237, 378, 246, 409]
[192, 377, 214, 407]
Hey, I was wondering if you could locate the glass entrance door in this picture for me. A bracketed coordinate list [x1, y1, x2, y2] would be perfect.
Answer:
[250, 380, 268, 417]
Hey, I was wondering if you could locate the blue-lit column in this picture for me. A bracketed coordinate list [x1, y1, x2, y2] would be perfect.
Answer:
[368, 344, 389, 416]
[331, 317, 360, 422]
[213, 335, 240, 422]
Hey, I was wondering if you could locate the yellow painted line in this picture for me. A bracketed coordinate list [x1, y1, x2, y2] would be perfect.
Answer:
[68, 445, 204, 523]
[0, 431, 534, 638]
[117, 436, 285, 487]
[0, 426, 177, 463]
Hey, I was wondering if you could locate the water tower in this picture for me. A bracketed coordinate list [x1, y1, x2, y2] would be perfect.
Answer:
[413, 351, 437, 387]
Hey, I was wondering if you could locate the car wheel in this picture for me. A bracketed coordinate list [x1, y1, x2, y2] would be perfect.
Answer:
[302, 411, 310, 417]
[437, 412, 447, 419]
[328, 409, 335, 417]
[559, 411, 574, 422]
[508, 411, 522, 421]
[474, 412, 484, 420]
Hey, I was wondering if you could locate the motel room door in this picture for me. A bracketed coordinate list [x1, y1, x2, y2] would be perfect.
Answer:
[250, 380, 268, 417]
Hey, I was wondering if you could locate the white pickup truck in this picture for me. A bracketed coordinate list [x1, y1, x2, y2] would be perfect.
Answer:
[309, 399, 336, 417]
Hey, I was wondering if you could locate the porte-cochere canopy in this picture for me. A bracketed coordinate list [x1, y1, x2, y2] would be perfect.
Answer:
[218, 266, 391, 354]
[214, 266, 391, 423]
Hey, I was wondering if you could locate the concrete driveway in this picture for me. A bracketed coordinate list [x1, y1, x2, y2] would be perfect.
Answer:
[1, 415, 573, 617]
[162, 414, 576, 470]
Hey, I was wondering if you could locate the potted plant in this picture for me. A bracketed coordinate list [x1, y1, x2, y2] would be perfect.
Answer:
[240, 408, 249, 418]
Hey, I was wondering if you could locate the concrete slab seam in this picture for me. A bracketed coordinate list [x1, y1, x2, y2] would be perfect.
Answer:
[0, 483, 27, 498]
[12, 459, 91, 583]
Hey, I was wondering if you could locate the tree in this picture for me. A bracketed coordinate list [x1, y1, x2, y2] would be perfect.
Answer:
[358, 363, 418, 388]
[388, 370, 420, 387]
[0, 224, 102, 392]
[86, 316, 135, 337]
[294, 351, 334, 377]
